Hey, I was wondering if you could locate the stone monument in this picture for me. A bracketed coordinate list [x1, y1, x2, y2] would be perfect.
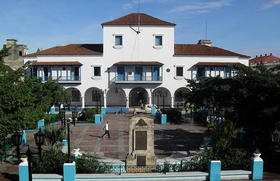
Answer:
[126, 114, 157, 172]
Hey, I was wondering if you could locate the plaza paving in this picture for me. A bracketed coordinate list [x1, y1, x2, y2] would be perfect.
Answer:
[68, 112, 207, 160]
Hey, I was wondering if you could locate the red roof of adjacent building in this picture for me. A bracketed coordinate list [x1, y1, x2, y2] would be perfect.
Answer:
[249, 53, 280, 66]
[102, 13, 175, 26]
[32, 61, 82, 66]
[114, 61, 163, 65]
[174, 44, 249, 58]
[24, 44, 103, 57]
[195, 62, 239, 66]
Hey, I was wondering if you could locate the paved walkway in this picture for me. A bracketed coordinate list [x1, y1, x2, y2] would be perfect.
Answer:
[68, 113, 207, 160]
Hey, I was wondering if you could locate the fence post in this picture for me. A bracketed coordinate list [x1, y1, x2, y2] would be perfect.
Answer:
[250, 156, 263, 180]
[18, 162, 29, 181]
[63, 161, 76, 181]
[208, 160, 221, 181]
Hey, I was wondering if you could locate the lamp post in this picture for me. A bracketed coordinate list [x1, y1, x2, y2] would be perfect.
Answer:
[59, 104, 65, 126]
[272, 123, 280, 152]
[11, 131, 22, 162]
[12, 129, 45, 181]
[66, 118, 75, 163]
[34, 128, 45, 160]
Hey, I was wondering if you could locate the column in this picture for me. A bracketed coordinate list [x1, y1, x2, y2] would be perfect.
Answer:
[251, 157, 263, 180]
[63, 162, 76, 181]
[171, 96, 174, 108]
[208, 160, 221, 181]
[81, 96, 85, 108]
[126, 96, 129, 108]
[19, 162, 29, 181]
[149, 96, 152, 105]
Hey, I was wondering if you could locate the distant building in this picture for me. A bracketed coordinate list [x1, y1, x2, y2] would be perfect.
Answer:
[3, 39, 28, 70]
[249, 53, 280, 70]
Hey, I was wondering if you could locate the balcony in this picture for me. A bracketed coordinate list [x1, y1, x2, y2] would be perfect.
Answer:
[111, 75, 162, 84]
[111, 61, 164, 84]
[31, 61, 82, 84]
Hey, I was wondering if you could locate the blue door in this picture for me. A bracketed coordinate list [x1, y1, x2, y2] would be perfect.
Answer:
[135, 66, 143, 81]
[152, 67, 159, 81]
[117, 66, 125, 81]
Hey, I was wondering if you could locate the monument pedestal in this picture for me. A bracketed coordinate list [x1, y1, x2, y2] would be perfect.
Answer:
[126, 114, 157, 173]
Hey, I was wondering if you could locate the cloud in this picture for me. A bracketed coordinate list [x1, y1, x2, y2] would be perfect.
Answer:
[123, 3, 133, 10]
[260, 0, 280, 9]
[169, 0, 232, 14]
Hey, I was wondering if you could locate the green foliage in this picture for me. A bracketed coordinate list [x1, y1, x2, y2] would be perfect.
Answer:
[222, 148, 249, 170]
[32, 149, 68, 174]
[161, 108, 181, 123]
[0, 46, 69, 141]
[44, 126, 66, 150]
[75, 155, 107, 173]
[32, 149, 105, 174]
[208, 120, 243, 160]
[255, 148, 260, 154]
[187, 63, 280, 152]
[44, 114, 59, 125]
[78, 108, 96, 122]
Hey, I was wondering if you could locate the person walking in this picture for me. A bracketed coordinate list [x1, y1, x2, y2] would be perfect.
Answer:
[101, 121, 110, 138]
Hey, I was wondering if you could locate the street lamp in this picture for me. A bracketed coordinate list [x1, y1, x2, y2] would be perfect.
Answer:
[66, 118, 74, 163]
[11, 131, 22, 162]
[272, 128, 280, 152]
[11, 129, 45, 181]
[34, 128, 45, 160]
[59, 105, 66, 126]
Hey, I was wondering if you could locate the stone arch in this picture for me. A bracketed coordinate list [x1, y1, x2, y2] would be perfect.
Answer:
[174, 87, 191, 108]
[106, 87, 126, 107]
[84, 87, 104, 107]
[152, 87, 172, 108]
[66, 87, 82, 107]
[129, 87, 149, 107]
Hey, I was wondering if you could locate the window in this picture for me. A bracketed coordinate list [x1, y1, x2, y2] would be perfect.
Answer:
[115, 35, 123, 46]
[19, 51, 23, 56]
[93, 66, 101, 76]
[155, 36, 162, 46]
[176, 67, 183, 77]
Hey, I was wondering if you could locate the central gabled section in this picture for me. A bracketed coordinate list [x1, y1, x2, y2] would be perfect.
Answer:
[111, 61, 163, 83]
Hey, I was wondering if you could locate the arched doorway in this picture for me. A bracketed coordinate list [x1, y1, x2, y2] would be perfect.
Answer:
[152, 87, 171, 109]
[129, 87, 148, 107]
[66, 88, 82, 107]
[106, 87, 126, 107]
[84, 87, 104, 107]
[174, 87, 190, 108]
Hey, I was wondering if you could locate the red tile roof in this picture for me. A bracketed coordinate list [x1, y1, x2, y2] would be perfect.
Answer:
[32, 61, 82, 66]
[195, 62, 239, 66]
[102, 13, 175, 26]
[249, 54, 280, 66]
[114, 61, 163, 65]
[24, 44, 103, 57]
[174, 44, 249, 58]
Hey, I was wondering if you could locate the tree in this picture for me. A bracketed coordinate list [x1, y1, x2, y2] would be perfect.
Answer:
[0, 46, 69, 141]
[187, 63, 280, 152]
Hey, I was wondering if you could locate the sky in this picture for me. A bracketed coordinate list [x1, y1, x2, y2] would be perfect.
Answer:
[0, 0, 279, 58]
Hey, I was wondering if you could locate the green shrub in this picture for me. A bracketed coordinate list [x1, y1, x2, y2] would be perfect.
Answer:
[75, 155, 107, 173]
[255, 148, 260, 154]
[78, 108, 96, 122]
[44, 114, 59, 125]
[45, 126, 66, 150]
[32, 150, 106, 174]
[161, 108, 181, 123]
[32, 150, 68, 174]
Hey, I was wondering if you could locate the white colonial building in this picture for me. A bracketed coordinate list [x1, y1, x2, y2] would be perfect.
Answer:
[24, 13, 249, 109]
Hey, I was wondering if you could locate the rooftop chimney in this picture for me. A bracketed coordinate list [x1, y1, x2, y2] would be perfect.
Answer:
[6, 39, 17, 47]
[197, 39, 212, 46]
